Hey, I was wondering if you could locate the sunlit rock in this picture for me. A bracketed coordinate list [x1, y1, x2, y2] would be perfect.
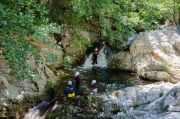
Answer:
[99, 82, 180, 119]
[109, 26, 180, 82]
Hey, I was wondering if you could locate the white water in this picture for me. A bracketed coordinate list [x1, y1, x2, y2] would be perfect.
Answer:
[23, 100, 55, 119]
[24, 101, 47, 119]
[83, 45, 108, 68]
[23, 45, 110, 119]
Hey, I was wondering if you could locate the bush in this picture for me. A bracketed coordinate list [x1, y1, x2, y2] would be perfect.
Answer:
[69, 0, 176, 49]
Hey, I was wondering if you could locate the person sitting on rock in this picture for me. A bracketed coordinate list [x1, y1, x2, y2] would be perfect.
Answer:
[92, 48, 99, 65]
[64, 80, 76, 98]
[90, 80, 98, 93]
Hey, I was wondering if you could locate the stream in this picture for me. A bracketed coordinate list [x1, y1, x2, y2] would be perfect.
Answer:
[23, 45, 153, 119]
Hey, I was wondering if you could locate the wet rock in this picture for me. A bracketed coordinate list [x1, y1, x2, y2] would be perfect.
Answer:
[109, 26, 180, 82]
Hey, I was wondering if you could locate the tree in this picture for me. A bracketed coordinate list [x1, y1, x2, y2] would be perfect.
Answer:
[69, 0, 177, 49]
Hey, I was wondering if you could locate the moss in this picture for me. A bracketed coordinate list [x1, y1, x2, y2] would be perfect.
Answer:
[163, 47, 171, 55]
[56, 70, 70, 78]
[159, 65, 170, 73]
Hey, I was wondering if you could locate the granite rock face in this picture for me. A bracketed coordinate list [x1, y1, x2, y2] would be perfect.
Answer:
[99, 82, 180, 119]
[109, 26, 180, 82]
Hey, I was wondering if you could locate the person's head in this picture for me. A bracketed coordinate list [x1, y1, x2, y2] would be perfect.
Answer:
[68, 80, 72, 85]
[75, 71, 80, 77]
[92, 80, 96, 85]
[95, 48, 98, 51]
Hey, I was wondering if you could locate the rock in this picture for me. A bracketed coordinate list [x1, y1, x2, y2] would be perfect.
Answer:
[168, 105, 180, 112]
[109, 52, 132, 71]
[44, 65, 58, 82]
[0, 54, 55, 117]
[144, 96, 164, 110]
[176, 95, 180, 105]
[163, 95, 176, 107]
[98, 82, 180, 119]
[109, 26, 180, 82]
[158, 112, 180, 119]
[142, 71, 174, 82]
[0, 76, 19, 101]
[78, 30, 98, 42]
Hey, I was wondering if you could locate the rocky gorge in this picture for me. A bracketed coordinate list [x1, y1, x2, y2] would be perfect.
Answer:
[1, 25, 180, 119]
[99, 81, 180, 119]
[109, 26, 180, 83]
[1, 1, 180, 118]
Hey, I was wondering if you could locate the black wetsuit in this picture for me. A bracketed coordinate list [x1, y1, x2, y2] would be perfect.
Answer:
[92, 51, 98, 65]
[74, 75, 80, 91]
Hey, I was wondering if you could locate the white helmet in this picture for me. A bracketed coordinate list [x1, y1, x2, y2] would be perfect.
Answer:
[75, 71, 80, 77]
[92, 80, 96, 84]
[68, 80, 72, 85]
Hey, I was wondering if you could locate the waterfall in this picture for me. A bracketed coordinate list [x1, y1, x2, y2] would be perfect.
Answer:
[23, 100, 56, 119]
[83, 45, 108, 68]
[23, 101, 47, 119]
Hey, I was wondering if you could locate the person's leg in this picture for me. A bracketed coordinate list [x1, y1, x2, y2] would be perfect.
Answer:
[92, 58, 95, 65]
[95, 58, 97, 64]
[76, 81, 80, 95]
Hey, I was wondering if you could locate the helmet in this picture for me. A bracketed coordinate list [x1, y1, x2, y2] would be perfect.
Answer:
[75, 71, 80, 77]
[68, 80, 72, 85]
[92, 80, 96, 84]
[95, 48, 98, 51]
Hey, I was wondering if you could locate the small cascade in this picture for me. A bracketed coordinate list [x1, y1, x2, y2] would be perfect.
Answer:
[23, 101, 46, 119]
[23, 100, 56, 119]
[83, 45, 109, 68]
[24, 89, 56, 119]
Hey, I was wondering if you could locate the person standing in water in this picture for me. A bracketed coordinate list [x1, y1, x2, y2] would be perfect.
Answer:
[90, 80, 98, 93]
[74, 71, 80, 92]
[92, 48, 98, 65]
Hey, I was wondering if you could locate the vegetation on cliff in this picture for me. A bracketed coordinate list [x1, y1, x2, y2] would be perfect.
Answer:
[0, 0, 179, 80]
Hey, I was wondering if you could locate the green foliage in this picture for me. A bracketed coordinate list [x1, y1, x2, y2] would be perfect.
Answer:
[0, 0, 48, 80]
[44, 81, 54, 92]
[45, 52, 63, 64]
[71, 33, 91, 54]
[0, 0, 48, 34]
[159, 65, 170, 73]
[69, 0, 176, 49]
[163, 47, 171, 55]
[3, 37, 39, 80]
[0, 0, 178, 80]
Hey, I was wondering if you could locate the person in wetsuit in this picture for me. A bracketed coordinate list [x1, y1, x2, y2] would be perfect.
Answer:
[74, 71, 80, 92]
[92, 48, 98, 65]
[90, 80, 98, 93]
[64, 80, 76, 98]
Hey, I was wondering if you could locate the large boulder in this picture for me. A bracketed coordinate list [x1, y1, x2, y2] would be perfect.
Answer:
[109, 26, 180, 82]
[99, 82, 180, 119]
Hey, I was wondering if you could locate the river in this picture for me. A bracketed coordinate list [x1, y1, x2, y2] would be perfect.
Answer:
[23, 45, 153, 119]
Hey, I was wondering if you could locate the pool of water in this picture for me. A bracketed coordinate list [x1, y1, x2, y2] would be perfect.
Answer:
[69, 66, 153, 93]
